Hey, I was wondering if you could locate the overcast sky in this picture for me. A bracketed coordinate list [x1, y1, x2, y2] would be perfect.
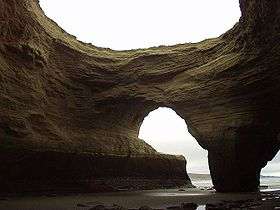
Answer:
[139, 108, 210, 174]
[40, 0, 241, 50]
[40, 0, 279, 176]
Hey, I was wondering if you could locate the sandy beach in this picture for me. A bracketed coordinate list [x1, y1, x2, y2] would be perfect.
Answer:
[1, 187, 280, 210]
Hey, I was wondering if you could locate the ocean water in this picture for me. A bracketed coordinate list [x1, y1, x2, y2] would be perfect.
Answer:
[192, 179, 213, 188]
[260, 177, 280, 191]
[191, 177, 280, 190]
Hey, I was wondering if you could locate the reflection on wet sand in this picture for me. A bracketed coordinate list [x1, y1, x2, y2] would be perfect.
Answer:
[1, 189, 280, 210]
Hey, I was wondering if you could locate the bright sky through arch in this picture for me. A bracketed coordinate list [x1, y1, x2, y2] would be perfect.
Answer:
[40, 0, 241, 50]
[139, 107, 209, 174]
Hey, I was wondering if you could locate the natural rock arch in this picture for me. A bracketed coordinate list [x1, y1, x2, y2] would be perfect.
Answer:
[0, 0, 280, 192]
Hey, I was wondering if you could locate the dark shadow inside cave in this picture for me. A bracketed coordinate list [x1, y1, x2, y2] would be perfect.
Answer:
[138, 107, 213, 187]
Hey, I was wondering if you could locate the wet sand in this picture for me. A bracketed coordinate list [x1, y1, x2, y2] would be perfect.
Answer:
[1, 187, 279, 210]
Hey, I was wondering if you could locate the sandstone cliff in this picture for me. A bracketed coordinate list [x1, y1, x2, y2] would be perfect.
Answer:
[0, 0, 280, 192]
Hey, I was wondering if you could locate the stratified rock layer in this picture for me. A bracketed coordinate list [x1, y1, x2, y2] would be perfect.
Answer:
[0, 148, 189, 193]
[0, 0, 280, 192]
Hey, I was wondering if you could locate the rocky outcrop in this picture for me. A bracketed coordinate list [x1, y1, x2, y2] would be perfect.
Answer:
[0, 148, 189, 193]
[0, 0, 280, 192]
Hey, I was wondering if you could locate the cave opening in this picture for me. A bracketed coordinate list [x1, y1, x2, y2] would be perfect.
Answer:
[39, 0, 241, 50]
[260, 151, 280, 188]
[138, 107, 212, 187]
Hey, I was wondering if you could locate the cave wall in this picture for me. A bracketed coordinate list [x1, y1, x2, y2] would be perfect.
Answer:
[0, 0, 280, 192]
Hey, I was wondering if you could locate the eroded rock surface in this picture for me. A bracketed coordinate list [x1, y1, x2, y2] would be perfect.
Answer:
[0, 0, 280, 192]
